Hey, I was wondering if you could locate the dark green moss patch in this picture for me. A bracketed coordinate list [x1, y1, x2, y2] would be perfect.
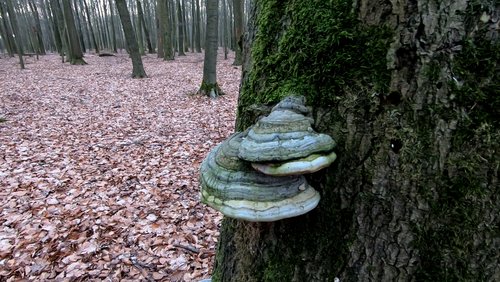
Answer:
[237, 0, 392, 130]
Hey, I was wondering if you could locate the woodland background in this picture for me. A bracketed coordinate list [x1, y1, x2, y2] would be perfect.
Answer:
[1, 0, 245, 280]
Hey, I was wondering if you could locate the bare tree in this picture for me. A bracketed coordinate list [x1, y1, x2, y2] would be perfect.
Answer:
[115, 0, 147, 78]
[198, 0, 222, 97]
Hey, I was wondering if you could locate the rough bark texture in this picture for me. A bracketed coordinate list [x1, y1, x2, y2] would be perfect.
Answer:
[212, 0, 499, 281]
[115, 0, 147, 78]
[198, 0, 222, 97]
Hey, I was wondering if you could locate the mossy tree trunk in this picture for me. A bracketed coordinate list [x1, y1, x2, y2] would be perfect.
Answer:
[198, 0, 222, 98]
[115, 0, 147, 78]
[212, 0, 499, 281]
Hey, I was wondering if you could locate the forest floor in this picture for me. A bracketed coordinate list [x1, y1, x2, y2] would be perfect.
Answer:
[0, 51, 239, 281]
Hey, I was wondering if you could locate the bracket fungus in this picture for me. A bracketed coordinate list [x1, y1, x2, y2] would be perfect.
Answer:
[251, 151, 337, 176]
[199, 95, 336, 222]
[200, 132, 320, 221]
[238, 99, 336, 162]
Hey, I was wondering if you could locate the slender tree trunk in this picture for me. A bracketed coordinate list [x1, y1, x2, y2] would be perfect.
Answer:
[28, 0, 46, 55]
[212, 0, 500, 281]
[136, 0, 154, 53]
[176, 0, 185, 55]
[108, 0, 118, 52]
[198, 0, 222, 97]
[231, 0, 242, 65]
[5, 0, 24, 69]
[41, 0, 56, 52]
[194, 0, 201, 52]
[222, 0, 228, 59]
[80, 0, 99, 54]
[115, 0, 147, 78]
[156, 1, 164, 58]
[50, 0, 69, 61]
[83, 0, 99, 53]
[0, 0, 15, 57]
[61, 0, 86, 64]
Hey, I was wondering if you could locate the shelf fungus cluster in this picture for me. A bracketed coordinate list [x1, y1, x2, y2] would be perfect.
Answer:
[199, 96, 337, 222]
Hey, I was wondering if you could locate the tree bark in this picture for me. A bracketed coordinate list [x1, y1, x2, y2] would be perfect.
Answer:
[28, 0, 46, 55]
[115, 0, 147, 78]
[82, 0, 99, 53]
[136, 0, 154, 53]
[158, 0, 174, 60]
[176, 0, 185, 55]
[198, 0, 222, 98]
[5, 0, 24, 69]
[107, 0, 118, 53]
[231, 0, 242, 65]
[194, 0, 201, 52]
[61, 0, 86, 64]
[0, 0, 16, 57]
[212, 0, 499, 281]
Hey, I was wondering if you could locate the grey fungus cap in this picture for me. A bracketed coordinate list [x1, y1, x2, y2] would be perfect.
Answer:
[238, 99, 335, 162]
[199, 132, 321, 222]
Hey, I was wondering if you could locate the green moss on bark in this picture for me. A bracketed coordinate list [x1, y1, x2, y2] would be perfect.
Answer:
[237, 0, 392, 130]
[198, 81, 223, 98]
[413, 14, 499, 281]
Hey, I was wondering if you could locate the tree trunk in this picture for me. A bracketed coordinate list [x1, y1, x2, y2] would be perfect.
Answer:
[231, 0, 242, 65]
[0, 0, 16, 57]
[194, 0, 201, 52]
[82, 0, 99, 53]
[72, 0, 86, 53]
[198, 0, 222, 98]
[212, 0, 499, 281]
[222, 0, 228, 59]
[28, 0, 46, 55]
[61, 0, 86, 64]
[115, 0, 147, 78]
[5, 0, 24, 69]
[49, 0, 67, 59]
[176, 0, 185, 55]
[158, 0, 174, 60]
[107, 0, 118, 53]
[137, 0, 154, 53]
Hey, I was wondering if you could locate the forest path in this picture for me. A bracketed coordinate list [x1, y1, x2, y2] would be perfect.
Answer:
[0, 51, 239, 281]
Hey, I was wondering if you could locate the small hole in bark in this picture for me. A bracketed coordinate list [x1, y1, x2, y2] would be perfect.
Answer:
[390, 139, 403, 154]
[387, 92, 402, 105]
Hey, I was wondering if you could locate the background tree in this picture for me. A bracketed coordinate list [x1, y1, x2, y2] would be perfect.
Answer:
[136, 0, 153, 53]
[61, 0, 86, 64]
[176, 0, 185, 55]
[231, 0, 242, 65]
[198, 0, 221, 97]
[28, 0, 46, 55]
[157, 0, 174, 60]
[115, 0, 147, 78]
[212, 0, 499, 281]
[5, 0, 24, 68]
[0, 0, 16, 57]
